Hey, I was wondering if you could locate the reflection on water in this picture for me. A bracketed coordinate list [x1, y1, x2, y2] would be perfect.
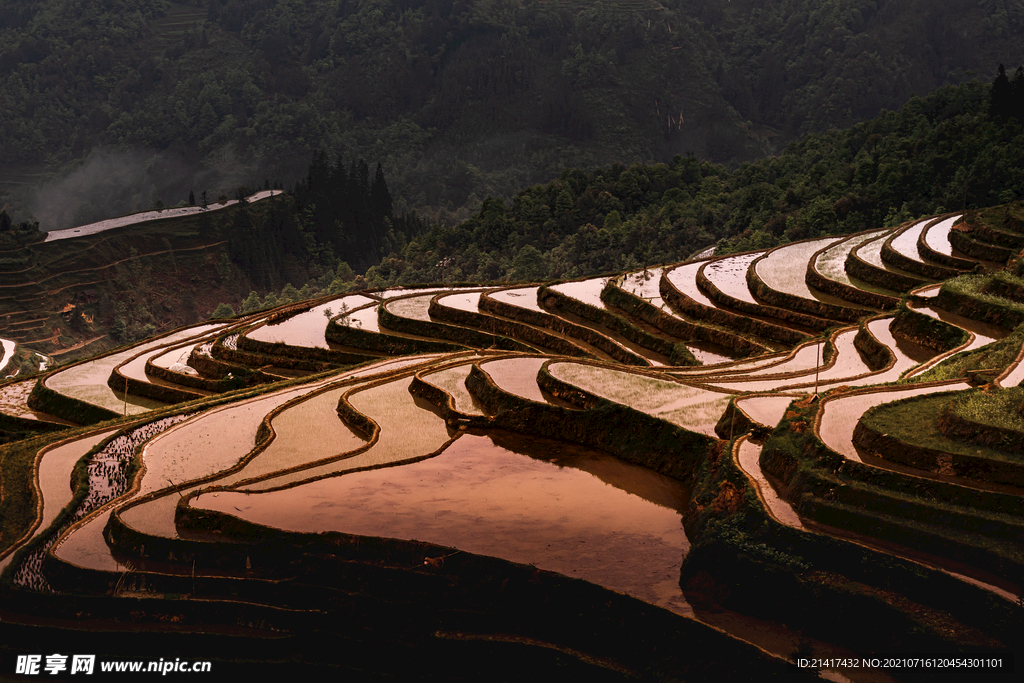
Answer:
[199, 432, 693, 616]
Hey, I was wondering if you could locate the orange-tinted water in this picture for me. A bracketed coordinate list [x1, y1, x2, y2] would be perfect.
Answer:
[196, 432, 693, 615]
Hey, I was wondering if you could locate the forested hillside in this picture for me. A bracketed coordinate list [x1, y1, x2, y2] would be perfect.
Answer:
[334, 77, 1024, 290]
[2, 0, 1023, 230]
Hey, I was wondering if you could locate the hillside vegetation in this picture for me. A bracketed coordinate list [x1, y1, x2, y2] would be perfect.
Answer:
[2, 0, 1023, 227]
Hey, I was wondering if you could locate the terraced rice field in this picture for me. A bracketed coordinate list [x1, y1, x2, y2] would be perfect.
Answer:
[489, 286, 543, 312]
[707, 329, 871, 392]
[818, 382, 971, 462]
[248, 295, 375, 347]
[45, 324, 222, 414]
[889, 218, 934, 264]
[420, 362, 485, 415]
[814, 230, 889, 287]
[665, 260, 717, 306]
[384, 293, 436, 321]
[733, 436, 803, 528]
[755, 237, 853, 305]
[479, 357, 551, 403]
[549, 276, 612, 310]
[702, 252, 762, 304]
[924, 216, 960, 256]
[435, 290, 482, 312]
[5, 201, 1024, 678]
[548, 362, 731, 436]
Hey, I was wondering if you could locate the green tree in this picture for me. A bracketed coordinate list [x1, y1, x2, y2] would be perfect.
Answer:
[509, 244, 546, 281]
[211, 303, 236, 318]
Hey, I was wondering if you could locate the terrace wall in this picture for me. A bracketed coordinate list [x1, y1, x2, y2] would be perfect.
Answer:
[890, 302, 970, 352]
[697, 264, 831, 331]
[936, 285, 1024, 330]
[601, 281, 770, 356]
[880, 232, 960, 281]
[949, 229, 1016, 263]
[27, 379, 119, 424]
[937, 402, 1024, 456]
[379, 298, 534, 353]
[746, 257, 864, 323]
[845, 246, 928, 293]
[428, 299, 593, 358]
[324, 314, 467, 355]
[659, 273, 808, 346]
[467, 362, 717, 483]
[532, 284, 695, 365]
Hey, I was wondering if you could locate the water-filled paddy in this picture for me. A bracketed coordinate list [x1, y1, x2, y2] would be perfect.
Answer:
[46, 324, 221, 414]
[488, 287, 543, 313]
[815, 231, 887, 286]
[421, 363, 486, 415]
[121, 356, 447, 538]
[195, 432, 693, 616]
[889, 219, 931, 263]
[238, 374, 454, 491]
[550, 277, 611, 310]
[342, 303, 383, 332]
[435, 291, 482, 312]
[385, 294, 435, 322]
[756, 238, 874, 310]
[734, 395, 796, 430]
[248, 295, 374, 348]
[923, 216, 961, 256]
[818, 382, 971, 462]
[702, 252, 762, 304]
[665, 261, 716, 307]
[0, 378, 73, 423]
[548, 362, 730, 436]
[479, 357, 551, 403]
[708, 331, 870, 392]
[0, 428, 118, 574]
[734, 437, 803, 529]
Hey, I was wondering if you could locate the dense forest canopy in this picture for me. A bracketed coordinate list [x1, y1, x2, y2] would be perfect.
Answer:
[1, 0, 1022, 230]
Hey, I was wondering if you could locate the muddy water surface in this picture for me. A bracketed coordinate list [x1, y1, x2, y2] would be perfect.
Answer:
[665, 261, 716, 307]
[709, 330, 871, 392]
[756, 237, 865, 309]
[703, 252, 761, 304]
[46, 324, 221, 414]
[197, 432, 693, 616]
[734, 437, 803, 529]
[923, 216, 960, 256]
[815, 231, 887, 286]
[121, 356, 446, 538]
[489, 287, 543, 313]
[435, 291, 481, 312]
[550, 277, 611, 310]
[249, 295, 374, 348]
[479, 357, 551, 403]
[0, 428, 118, 575]
[889, 220, 932, 263]
[421, 363, 486, 415]
[385, 294, 435, 322]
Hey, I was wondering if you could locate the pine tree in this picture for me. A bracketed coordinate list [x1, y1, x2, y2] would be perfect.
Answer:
[990, 64, 1013, 119]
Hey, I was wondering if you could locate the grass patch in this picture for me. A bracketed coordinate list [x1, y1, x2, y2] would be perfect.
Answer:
[944, 273, 1024, 313]
[863, 393, 1023, 464]
[951, 386, 1024, 434]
